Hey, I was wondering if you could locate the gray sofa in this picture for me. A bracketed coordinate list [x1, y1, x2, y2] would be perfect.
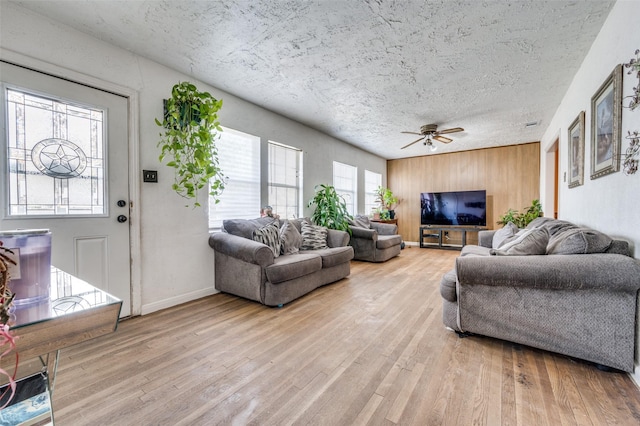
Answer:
[348, 215, 402, 262]
[209, 217, 354, 307]
[440, 217, 640, 372]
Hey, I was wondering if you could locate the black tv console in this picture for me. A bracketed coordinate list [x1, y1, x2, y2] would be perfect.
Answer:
[419, 225, 486, 250]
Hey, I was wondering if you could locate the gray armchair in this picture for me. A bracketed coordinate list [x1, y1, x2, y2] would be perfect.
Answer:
[348, 215, 402, 262]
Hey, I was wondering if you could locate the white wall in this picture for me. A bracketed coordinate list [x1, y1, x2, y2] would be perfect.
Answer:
[539, 0, 640, 381]
[0, 2, 386, 315]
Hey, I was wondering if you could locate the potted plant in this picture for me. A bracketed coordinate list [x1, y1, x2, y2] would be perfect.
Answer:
[375, 186, 399, 219]
[155, 82, 225, 207]
[307, 184, 352, 233]
[497, 199, 543, 228]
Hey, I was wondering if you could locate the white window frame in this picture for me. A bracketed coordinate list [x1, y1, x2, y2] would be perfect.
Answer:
[332, 161, 357, 216]
[364, 170, 382, 215]
[209, 127, 261, 230]
[268, 141, 302, 219]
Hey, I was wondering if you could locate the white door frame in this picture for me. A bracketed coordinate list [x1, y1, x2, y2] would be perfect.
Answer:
[1, 47, 142, 316]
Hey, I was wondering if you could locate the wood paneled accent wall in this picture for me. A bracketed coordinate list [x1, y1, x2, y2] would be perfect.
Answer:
[387, 142, 540, 242]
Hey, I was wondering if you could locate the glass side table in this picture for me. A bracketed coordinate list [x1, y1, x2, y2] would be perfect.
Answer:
[0, 267, 122, 425]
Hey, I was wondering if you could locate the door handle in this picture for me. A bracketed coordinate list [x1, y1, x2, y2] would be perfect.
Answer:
[117, 200, 127, 207]
[117, 215, 128, 223]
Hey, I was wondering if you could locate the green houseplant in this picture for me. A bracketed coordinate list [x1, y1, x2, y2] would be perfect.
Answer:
[307, 184, 352, 233]
[497, 199, 543, 228]
[375, 186, 399, 219]
[155, 82, 225, 207]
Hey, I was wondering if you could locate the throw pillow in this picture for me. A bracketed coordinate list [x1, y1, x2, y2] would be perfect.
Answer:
[492, 222, 518, 249]
[280, 221, 303, 255]
[541, 220, 577, 237]
[223, 217, 277, 240]
[252, 222, 281, 257]
[300, 221, 328, 250]
[349, 215, 371, 229]
[491, 227, 549, 256]
[546, 227, 613, 255]
[524, 216, 554, 230]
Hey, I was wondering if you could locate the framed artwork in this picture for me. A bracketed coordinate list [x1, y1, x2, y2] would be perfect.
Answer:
[568, 111, 585, 188]
[590, 64, 622, 179]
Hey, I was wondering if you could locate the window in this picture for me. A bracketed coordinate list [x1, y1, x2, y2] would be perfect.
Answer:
[268, 141, 302, 219]
[5, 88, 106, 216]
[333, 161, 357, 215]
[364, 170, 382, 215]
[209, 127, 260, 229]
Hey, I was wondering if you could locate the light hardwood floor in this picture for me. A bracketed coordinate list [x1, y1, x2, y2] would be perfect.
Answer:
[53, 247, 640, 425]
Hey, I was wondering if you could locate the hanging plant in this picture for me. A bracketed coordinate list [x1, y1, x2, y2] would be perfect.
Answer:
[155, 82, 225, 207]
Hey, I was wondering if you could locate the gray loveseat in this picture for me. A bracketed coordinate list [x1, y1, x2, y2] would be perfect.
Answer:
[209, 217, 354, 307]
[440, 217, 640, 372]
[348, 215, 402, 262]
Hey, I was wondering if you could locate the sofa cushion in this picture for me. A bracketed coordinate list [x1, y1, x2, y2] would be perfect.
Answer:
[349, 215, 371, 229]
[265, 252, 323, 284]
[546, 227, 613, 255]
[376, 234, 402, 249]
[303, 246, 354, 268]
[253, 222, 281, 258]
[223, 217, 277, 240]
[301, 221, 328, 250]
[491, 227, 549, 256]
[280, 221, 303, 255]
[492, 222, 518, 249]
[440, 269, 457, 302]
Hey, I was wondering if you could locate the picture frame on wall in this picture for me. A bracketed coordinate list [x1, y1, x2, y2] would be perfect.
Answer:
[568, 111, 585, 188]
[590, 64, 622, 179]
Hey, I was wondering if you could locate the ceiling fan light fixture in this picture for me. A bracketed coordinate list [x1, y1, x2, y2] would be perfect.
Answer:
[400, 124, 463, 150]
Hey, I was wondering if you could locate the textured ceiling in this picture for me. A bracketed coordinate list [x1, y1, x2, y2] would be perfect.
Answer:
[10, 0, 615, 159]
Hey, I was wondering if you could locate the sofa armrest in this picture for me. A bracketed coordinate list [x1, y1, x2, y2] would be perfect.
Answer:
[478, 230, 496, 248]
[456, 253, 640, 293]
[350, 226, 377, 241]
[327, 229, 350, 247]
[370, 222, 398, 235]
[209, 232, 274, 267]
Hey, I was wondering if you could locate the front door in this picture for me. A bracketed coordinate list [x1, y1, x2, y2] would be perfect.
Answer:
[0, 61, 131, 316]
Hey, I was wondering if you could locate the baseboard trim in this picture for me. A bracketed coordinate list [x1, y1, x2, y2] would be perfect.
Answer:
[141, 287, 219, 315]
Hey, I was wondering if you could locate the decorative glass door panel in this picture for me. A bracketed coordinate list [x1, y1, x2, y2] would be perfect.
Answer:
[6, 88, 106, 216]
[1, 61, 131, 317]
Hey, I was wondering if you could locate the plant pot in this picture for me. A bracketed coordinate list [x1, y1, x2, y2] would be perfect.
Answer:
[388, 210, 395, 219]
[373, 212, 380, 220]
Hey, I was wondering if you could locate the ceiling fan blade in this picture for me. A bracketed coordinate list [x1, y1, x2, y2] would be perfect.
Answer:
[433, 135, 453, 144]
[401, 131, 422, 135]
[401, 137, 424, 149]
[437, 127, 464, 135]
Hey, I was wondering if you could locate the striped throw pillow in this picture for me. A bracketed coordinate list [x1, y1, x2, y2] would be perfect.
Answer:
[301, 221, 328, 250]
[253, 223, 281, 257]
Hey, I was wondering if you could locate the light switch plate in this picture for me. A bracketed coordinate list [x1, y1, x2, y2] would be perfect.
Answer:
[143, 170, 158, 183]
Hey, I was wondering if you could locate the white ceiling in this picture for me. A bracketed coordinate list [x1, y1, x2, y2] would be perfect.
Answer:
[11, 0, 615, 159]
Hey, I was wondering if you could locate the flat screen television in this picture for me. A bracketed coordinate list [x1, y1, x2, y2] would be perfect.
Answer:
[420, 190, 486, 226]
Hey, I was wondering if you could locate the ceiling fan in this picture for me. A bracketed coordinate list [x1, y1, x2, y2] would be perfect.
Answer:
[401, 124, 464, 151]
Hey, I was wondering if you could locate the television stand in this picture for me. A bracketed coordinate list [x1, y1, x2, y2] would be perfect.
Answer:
[419, 225, 486, 250]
